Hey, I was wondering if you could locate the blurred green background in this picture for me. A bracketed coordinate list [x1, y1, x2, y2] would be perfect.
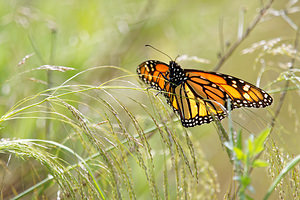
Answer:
[0, 0, 299, 199]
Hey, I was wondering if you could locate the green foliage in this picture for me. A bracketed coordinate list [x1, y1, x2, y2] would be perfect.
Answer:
[227, 128, 270, 200]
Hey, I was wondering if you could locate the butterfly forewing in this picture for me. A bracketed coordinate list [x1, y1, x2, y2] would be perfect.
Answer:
[137, 60, 170, 91]
[184, 70, 273, 109]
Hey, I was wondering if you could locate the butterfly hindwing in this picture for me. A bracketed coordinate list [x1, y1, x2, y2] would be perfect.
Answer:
[170, 82, 227, 127]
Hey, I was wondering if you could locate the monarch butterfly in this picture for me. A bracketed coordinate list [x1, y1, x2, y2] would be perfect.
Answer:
[137, 58, 273, 127]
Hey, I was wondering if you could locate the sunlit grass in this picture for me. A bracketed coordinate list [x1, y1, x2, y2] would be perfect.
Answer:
[0, 65, 220, 199]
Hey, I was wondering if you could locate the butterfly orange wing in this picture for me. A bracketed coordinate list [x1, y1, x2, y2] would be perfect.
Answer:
[137, 60, 171, 92]
[168, 72, 227, 127]
[167, 70, 272, 127]
[184, 70, 273, 108]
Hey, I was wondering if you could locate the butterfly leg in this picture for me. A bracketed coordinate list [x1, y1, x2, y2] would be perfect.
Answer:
[146, 86, 163, 96]
[155, 91, 163, 96]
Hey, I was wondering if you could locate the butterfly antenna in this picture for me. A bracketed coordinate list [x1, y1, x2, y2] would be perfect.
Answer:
[145, 44, 173, 61]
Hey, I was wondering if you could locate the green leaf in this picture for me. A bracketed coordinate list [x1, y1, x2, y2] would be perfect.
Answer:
[246, 194, 254, 200]
[236, 130, 243, 150]
[234, 147, 245, 161]
[252, 159, 269, 167]
[253, 128, 270, 155]
[247, 135, 254, 156]
[241, 176, 251, 187]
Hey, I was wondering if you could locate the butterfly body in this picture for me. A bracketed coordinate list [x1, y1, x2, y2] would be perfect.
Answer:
[137, 60, 273, 127]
